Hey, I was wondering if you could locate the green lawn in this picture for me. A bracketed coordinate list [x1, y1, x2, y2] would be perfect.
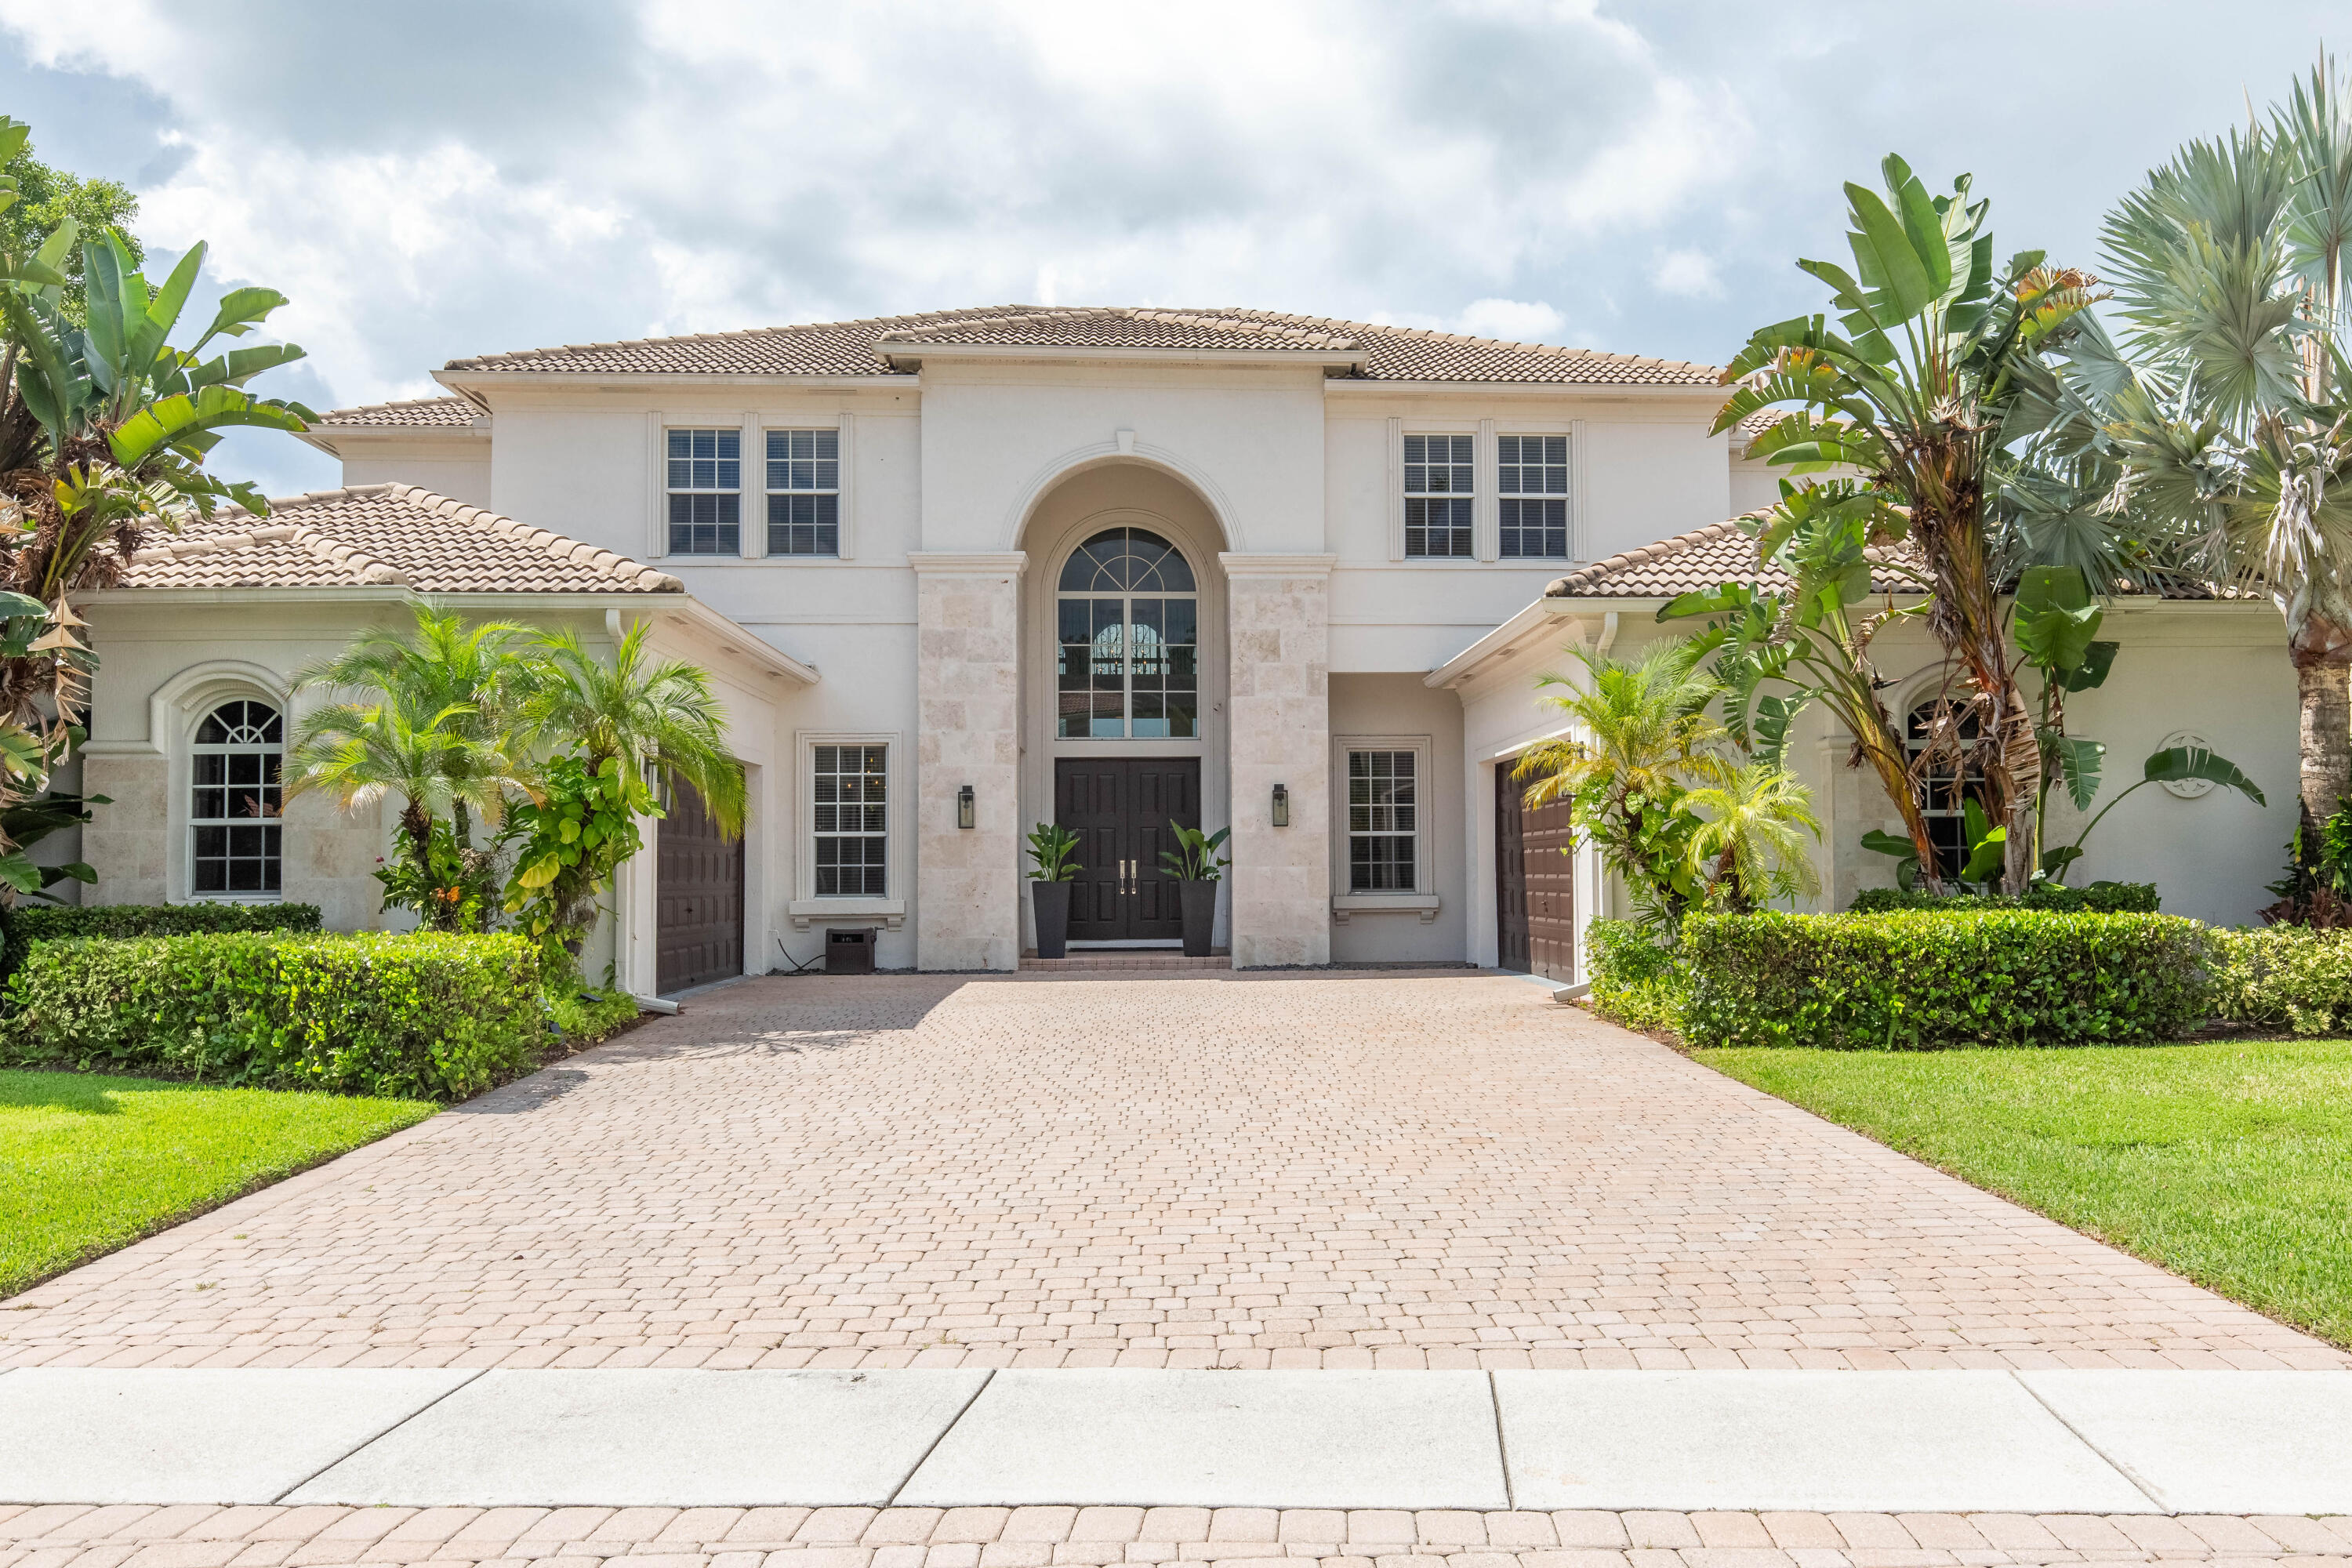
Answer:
[1695, 1040, 2352, 1348]
[0, 1070, 435, 1298]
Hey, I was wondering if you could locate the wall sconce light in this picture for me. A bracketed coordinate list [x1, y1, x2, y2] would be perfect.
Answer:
[957, 784, 976, 830]
[1271, 782, 1290, 827]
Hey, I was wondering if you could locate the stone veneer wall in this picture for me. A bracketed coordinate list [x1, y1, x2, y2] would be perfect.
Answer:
[81, 751, 167, 906]
[1221, 555, 1335, 967]
[912, 554, 1025, 971]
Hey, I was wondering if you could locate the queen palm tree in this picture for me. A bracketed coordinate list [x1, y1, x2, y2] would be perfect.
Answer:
[2095, 56, 2352, 873]
[1512, 638, 1733, 922]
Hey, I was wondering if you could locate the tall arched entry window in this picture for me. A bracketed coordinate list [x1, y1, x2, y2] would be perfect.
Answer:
[1056, 527, 1199, 739]
[1905, 694, 1983, 880]
[190, 699, 284, 895]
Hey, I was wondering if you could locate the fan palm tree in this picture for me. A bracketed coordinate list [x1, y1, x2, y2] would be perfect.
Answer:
[1682, 762, 1824, 913]
[514, 622, 745, 834]
[2095, 55, 2352, 866]
[1512, 638, 1733, 921]
[1715, 154, 2102, 891]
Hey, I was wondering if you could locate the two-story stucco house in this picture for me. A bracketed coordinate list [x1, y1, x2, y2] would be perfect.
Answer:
[76, 305, 2302, 995]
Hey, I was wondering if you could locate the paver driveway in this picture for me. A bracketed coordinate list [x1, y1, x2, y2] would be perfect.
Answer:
[2, 971, 2339, 1371]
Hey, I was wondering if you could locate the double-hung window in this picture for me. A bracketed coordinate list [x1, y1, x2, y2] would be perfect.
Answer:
[812, 742, 887, 896]
[767, 429, 840, 556]
[1498, 434, 1570, 558]
[1403, 434, 1474, 557]
[667, 428, 741, 554]
[1345, 747, 1418, 891]
[191, 700, 283, 897]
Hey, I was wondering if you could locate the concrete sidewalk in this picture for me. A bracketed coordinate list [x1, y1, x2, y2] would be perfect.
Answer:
[5, 1368, 2352, 1516]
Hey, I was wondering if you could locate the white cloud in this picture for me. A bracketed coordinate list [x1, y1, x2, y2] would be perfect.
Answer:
[1450, 299, 1570, 344]
[1654, 248, 1723, 300]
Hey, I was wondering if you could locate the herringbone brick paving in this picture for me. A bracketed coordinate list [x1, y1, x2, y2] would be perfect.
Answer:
[0, 972, 2339, 1370]
[3, 1502, 2351, 1568]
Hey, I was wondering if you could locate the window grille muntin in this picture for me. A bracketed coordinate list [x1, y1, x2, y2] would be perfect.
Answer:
[1497, 434, 1570, 558]
[1906, 696, 1984, 880]
[1055, 528, 1199, 739]
[811, 742, 887, 896]
[191, 699, 283, 896]
[1403, 434, 1474, 558]
[1347, 748, 1418, 891]
[766, 428, 840, 556]
[666, 427, 741, 555]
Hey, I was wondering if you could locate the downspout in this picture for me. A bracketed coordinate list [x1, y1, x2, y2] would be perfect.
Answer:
[1595, 610, 1620, 660]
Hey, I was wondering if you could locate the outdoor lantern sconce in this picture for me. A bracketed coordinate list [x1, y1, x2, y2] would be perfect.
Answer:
[1271, 782, 1290, 827]
[957, 784, 976, 830]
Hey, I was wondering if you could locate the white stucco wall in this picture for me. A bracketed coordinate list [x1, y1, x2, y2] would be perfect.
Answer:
[1328, 673, 1468, 964]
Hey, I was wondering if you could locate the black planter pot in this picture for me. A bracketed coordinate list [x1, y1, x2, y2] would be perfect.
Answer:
[1031, 878, 1073, 959]
[1178, 878, 1217, 957]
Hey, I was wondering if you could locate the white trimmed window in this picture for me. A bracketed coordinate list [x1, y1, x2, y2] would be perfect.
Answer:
[666, 428, 741, 554]
[1498, 434, 1570, 558]
[1345, 746, 1419, 891]
[766, 429, 840, 556]
[190, 699, 283, 898]
[811, 742, 887, 896]
[1403, 434, 1474, 557]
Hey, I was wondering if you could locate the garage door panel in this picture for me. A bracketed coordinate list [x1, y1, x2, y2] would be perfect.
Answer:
[657, 781, 743, 994]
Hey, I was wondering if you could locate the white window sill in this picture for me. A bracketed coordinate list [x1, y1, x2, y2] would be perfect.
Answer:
[789, 897, 905, 931]
[1331, 893, 1441, 924]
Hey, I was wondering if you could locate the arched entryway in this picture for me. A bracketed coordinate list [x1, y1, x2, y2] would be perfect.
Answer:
[1017, 464, 1230, 953]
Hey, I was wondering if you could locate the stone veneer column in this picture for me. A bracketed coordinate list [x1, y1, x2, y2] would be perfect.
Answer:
[909, 552, 1026, 971]
[1220, 553, 1337, 967]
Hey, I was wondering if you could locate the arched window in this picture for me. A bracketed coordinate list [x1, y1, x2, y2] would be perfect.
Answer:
[1905, 695, 1982, 880]
[191, 699, 283, 895]
[1056, 528, 1199, 739]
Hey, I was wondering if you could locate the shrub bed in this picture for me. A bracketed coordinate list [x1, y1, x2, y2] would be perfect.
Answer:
[0, 931, 545, 1101]
[2209, 926, 2352, 1035]
[1681, 909, 2212, 1049]
[1849, 883, 2159, 914]
[1584, 918, 1690, 1033]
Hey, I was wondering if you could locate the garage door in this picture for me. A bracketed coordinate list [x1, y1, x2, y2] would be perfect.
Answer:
[657, 780, 743, 993]
[1496, 761, 1576, 983]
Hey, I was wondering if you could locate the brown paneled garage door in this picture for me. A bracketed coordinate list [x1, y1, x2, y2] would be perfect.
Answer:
[1496, 762, 1576, 982]
[657, 780, 742, 994]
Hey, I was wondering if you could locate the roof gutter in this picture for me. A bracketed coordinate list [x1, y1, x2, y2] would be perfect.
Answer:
[614, 598, 819, 686]
[1424, 596, 1587, 689]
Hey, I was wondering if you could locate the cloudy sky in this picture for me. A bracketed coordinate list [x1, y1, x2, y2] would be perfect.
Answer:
[0, 0, 2338, 496]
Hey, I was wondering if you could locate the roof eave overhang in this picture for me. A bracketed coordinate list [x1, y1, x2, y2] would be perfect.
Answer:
[875, 341, 1370, 373]
[1425, 597, 1588, 690]
[296, 426, 489, 456]
[87, 586, 688, 609]
[616, 596, 819, 687]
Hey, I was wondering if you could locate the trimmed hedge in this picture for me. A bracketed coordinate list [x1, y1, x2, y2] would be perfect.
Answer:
[0, 931, 546, 1101]
[1681, 909, 2212, 1049]
[2209, 926, 2352, 1035]
[0, 902, 322, 988]
[1849, 883, 2160, 915]
[1584, 919, 1689, 1033]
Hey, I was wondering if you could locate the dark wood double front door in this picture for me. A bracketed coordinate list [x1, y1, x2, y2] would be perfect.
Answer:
[1497, 761, 1576, 982]
[1055, 757, 1201, 942]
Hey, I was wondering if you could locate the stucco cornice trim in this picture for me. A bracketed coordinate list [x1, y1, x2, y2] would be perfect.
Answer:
[1217, 552, 1338, 579]
[906, 550, 1029, 575]
[1004, 441, 1247, 552]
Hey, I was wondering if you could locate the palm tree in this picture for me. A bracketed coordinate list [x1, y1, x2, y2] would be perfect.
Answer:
[1716, 154, 2101, 891]
[1682, 762, 1824, 913]
[2096, 55, 2352, 871]
[1513, 638, 1733, 921]
[514, 622, 746, 833]
[296, 604, 529, 851]
[281, 697, 515, 881]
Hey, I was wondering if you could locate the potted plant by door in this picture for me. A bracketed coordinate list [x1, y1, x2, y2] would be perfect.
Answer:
[1026, 822, 1082, 958]
[1158, 823, 1229, 957]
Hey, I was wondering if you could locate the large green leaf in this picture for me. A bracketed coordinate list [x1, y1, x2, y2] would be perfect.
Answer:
[1845, 177, 1937, 322]
[2057, 641, 2119, 692]
[108, 385, 311, 468]
[1960, 822, 2009, 884]
[2141, 746, 2264, 805]
[191, 285, 291, 352]
[127, 242, 206, 373]
[2013, 564, 2104, 674]
[1860, 828, 1918, 859]
[2043, 731, 2106, 811]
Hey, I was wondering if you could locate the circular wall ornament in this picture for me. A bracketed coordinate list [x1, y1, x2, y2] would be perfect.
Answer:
[2159, 731, 2215, 798]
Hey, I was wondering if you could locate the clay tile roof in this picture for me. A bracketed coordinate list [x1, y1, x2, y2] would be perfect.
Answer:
[443, 304, 1722, 386]
[121, 484, 682, 595]
[313, 396, 481, 429]
[1545, 520, 1918, 601]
